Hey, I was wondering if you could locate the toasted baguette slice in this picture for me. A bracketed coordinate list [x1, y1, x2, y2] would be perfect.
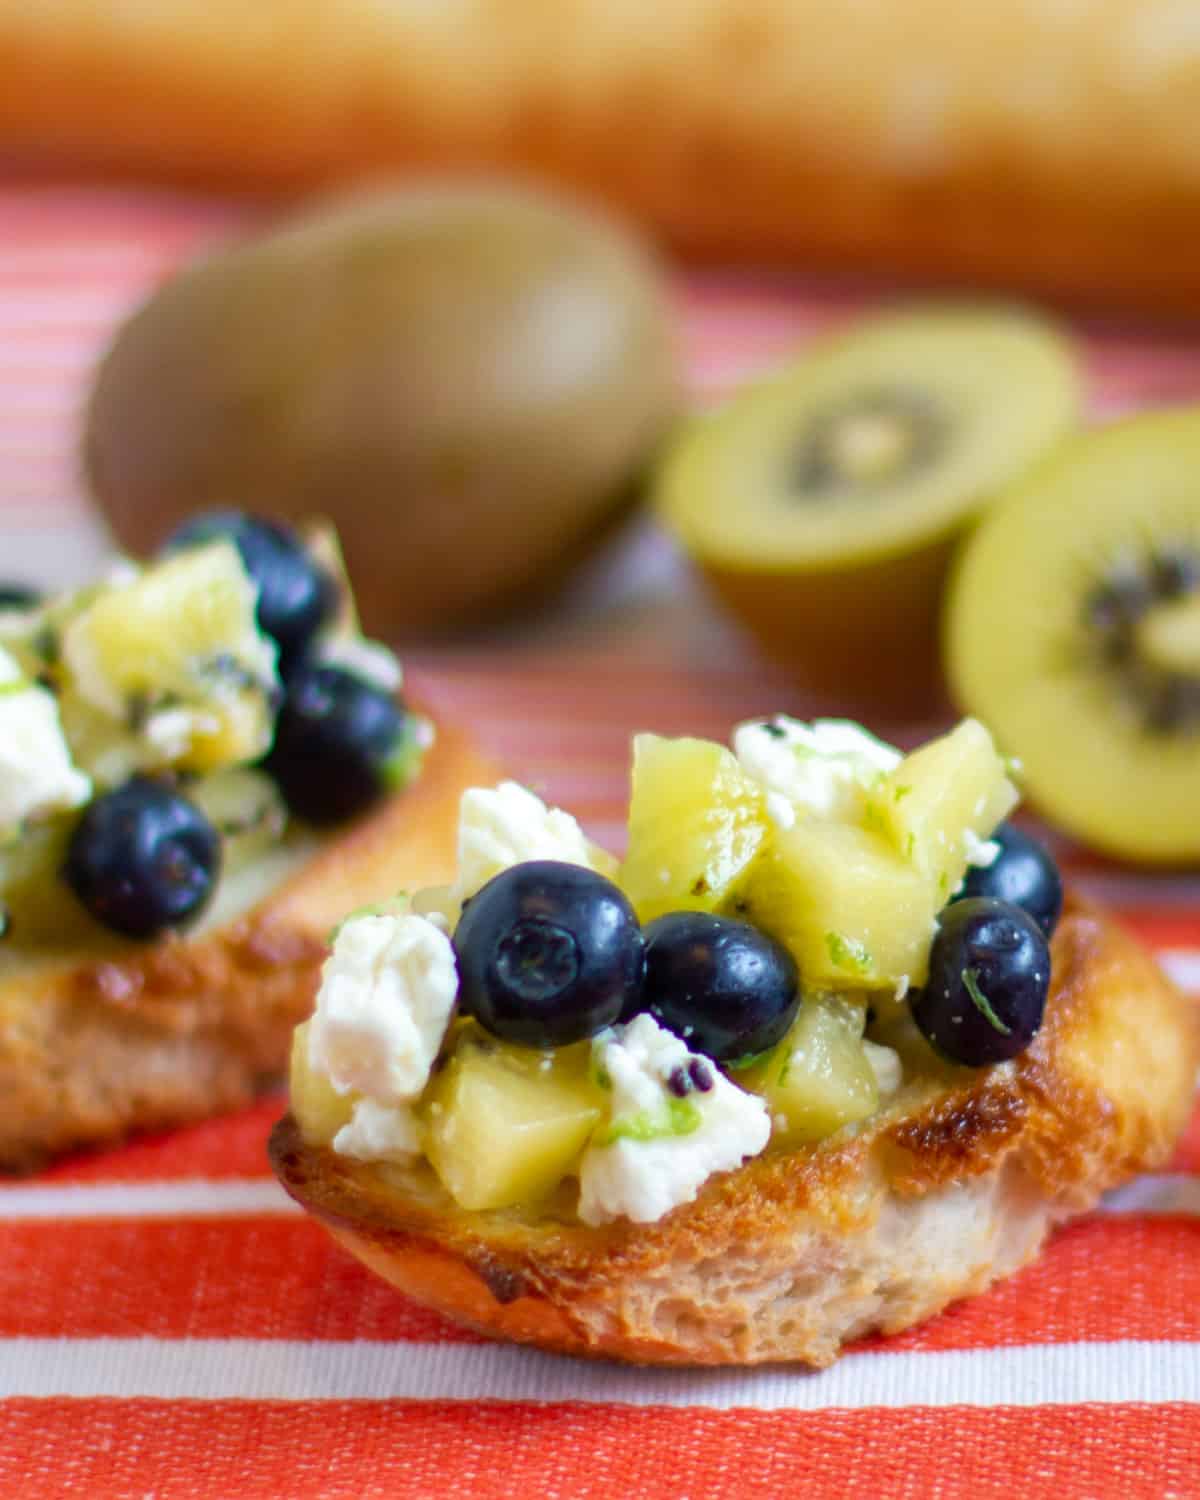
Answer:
[0, 721, 497, 1172]
[271, 900, 1198, 1367]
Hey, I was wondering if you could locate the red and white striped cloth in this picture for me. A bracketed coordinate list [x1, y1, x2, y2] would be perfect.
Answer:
[0, 186, 1198, 1499]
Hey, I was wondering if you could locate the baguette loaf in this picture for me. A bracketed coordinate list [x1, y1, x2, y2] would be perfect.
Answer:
[3, 1, 1200, 308]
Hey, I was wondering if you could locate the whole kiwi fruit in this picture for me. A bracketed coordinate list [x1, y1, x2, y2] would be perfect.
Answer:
[84, 184, 679, 636]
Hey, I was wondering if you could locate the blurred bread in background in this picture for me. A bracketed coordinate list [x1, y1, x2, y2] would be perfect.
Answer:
[2, 0, 1199, 310]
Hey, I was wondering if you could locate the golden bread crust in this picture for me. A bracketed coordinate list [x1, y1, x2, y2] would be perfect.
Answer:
[271, 900, 1199, 1366]
[3, 0, 1200, 308]
[0, 722, 497, 1171]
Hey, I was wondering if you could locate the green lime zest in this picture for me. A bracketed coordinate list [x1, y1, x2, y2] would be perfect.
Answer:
[381, 720, 428, 792]
[725, 1047, 772, 1074]
[31, 624, 60, 665]
[826, 930, 872, 977]
[893, 783, 913, 803]
[962, 967, 1011, 1035]
[594, 1096, 702, 1147]
[328, 892, 408, 944]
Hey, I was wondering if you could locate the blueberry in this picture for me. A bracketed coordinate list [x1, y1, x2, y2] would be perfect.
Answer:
[910, 897, 1050, 1066]
[264, 662, 409, 825]
[64, 776, 221, 939]
[638, 912, 800, 1064]
[955, 822, 1063, 938]
[165, 510, 334, 661]
[0, 583, 41, 612]
[453, 861, 644, 1048]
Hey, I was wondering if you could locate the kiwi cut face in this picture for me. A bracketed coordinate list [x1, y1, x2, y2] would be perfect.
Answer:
[790, 387, 948, 500]
[657, 306, 1080, 570]
[946, 407, 1200, 863]
[1082, 544, 1200, 735]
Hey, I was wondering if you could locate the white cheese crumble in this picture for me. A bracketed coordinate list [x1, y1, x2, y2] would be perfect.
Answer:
[315, 634, 403, 695]
[142, 705, 220, 762]
[451, 781, 593, 905]
[308, 911, 458, 1109]
[103, 556, 141, 589]
[577, 1014, 770, 1226]
[333, 1097, 421, 1162]
[0, 648, 91, 831]
[964, 829, 1001, 869]
[733, 717, 902, 823]
[863, 1040, 904, 1099]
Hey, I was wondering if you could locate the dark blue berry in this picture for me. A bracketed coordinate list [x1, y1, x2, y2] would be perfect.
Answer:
[165, 510, 334, 662]
[264, 662, 409, 825]
[955, 822, 1063, 937]
[0, 583, 41, 612]
[453, 861, 644, 1048]
[64, 776, 221, 939]
[911, 897, 1050, 1066]
[638, 911, 800, 1064]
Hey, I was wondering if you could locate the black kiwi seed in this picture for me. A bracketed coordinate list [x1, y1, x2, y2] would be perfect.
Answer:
[790, 386, 947, 499]
[1151, 549, 1199, 600]
[1085, 572, 1153, 663]
[1083, 542, 1200, 734]
[1144, 674, 1200, 736]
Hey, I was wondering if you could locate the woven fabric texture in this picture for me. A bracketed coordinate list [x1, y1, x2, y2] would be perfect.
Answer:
[0, 185, 1198, 1499]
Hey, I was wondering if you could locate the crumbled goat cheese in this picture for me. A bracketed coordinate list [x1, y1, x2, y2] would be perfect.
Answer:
[103, 556, 141, 589]
[0, 650, 91, 830]
[309, 911, 458, 1109]
[452, 781, 593, 905]
[964, 829, 1001, 868]
[332, 1097, 422, 1162]
[315, 635, 403, 695]
[734, 717, 902, 823]
[578, 1014, 770, 1226]
[142, 705, 219, 762]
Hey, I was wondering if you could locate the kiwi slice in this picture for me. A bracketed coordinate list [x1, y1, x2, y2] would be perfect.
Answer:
[945, 407, 1200, 863]
[655, 307, 1079, 708]
[188, 767, 288, 872]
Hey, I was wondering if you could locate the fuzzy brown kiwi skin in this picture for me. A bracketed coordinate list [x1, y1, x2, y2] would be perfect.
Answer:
[701, 537, 956, 713]
[83, 184, 681, 641]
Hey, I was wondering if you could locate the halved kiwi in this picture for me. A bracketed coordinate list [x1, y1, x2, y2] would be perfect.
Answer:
[945, 407, 1200, 863]
[655, 307, 1079, 709]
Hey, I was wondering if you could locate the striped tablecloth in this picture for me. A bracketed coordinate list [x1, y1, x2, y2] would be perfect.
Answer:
[2, 185, 1199, 1498]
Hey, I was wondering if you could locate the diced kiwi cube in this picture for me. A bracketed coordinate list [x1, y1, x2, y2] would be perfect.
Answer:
[619, 734, 770, 924]
[870, 717, 1018, 898]
[188, 767, 287, 872]
[740, 820, 937, 990]
[424, 1034, 604, 1212]
[741, 997, 878, 1146]
[289, 1021, 356, 1147]
[61, 541, 279, 774]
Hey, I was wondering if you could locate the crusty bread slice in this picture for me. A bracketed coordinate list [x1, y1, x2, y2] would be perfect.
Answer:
[271, 899, 1199, 1367]
[0, 720, 497, 1172]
